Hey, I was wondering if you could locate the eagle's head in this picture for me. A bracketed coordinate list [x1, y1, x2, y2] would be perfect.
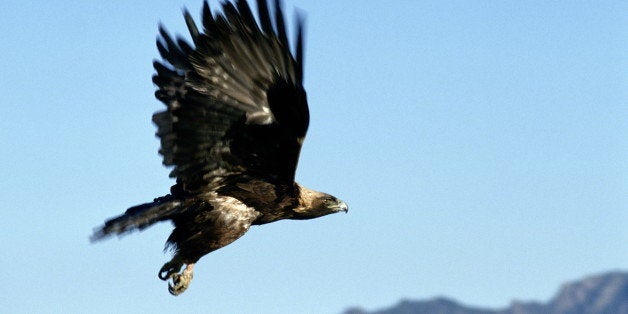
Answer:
[293, 184, 348, 219]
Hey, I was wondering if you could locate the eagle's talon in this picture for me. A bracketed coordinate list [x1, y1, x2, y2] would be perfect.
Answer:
[168, 275, 187, 295]
[158, 261, 182, 281]
[165, 263, 194, 296]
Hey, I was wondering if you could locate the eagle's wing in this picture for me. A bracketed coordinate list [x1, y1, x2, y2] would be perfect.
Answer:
[153, 0, 307, 193]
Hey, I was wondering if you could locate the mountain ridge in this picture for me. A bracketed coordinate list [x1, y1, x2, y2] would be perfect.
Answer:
[343, 271, 628, 314]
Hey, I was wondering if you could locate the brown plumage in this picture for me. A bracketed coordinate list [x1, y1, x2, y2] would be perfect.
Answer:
[91, 0, 347, 295]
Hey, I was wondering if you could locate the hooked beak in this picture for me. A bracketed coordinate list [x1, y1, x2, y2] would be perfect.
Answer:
[337, 200, 348, 213]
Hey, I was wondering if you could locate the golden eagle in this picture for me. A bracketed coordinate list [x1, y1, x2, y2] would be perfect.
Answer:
[92, 0, 347, 296]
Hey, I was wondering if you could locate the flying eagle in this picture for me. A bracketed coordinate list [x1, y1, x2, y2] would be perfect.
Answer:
[91, 0, 347, 296]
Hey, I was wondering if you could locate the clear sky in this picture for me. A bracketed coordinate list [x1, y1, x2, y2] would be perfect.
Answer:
[1, 1, 626, 313]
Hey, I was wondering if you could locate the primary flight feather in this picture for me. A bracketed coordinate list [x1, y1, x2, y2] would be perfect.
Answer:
[92, 0, 347, 295]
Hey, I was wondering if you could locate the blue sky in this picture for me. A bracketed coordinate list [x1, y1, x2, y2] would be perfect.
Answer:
[1, 1, 626, 313]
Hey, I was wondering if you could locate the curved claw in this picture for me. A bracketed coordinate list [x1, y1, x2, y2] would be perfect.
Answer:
[159, 262, 195, 296]
[158, 261, 182, 281]
[168, 271, 193, 295]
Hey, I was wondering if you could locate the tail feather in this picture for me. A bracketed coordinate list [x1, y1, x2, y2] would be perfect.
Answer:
[91, 195, 182, 242]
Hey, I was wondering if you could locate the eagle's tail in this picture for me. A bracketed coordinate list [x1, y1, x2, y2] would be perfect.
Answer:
[90, 195, 182, 242]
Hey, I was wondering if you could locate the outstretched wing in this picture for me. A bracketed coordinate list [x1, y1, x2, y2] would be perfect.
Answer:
[153, 0, 308, 194]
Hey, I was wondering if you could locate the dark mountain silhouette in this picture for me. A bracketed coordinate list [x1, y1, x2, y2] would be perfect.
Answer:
[343, 271, 628, 314]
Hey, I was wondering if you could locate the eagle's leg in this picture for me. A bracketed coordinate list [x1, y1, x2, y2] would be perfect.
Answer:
[158, 259, 195, 296]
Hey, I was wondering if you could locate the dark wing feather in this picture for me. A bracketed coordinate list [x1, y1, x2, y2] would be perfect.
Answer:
[153, 0, 307, 194]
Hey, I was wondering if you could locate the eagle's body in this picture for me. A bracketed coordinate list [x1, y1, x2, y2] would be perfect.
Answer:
[92, 0, 346, 295]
